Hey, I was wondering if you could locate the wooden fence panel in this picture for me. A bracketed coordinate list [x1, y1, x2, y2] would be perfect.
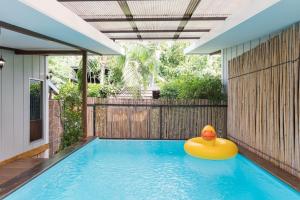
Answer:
[88, 98, 227, 140]
[228, 23, 300, 178]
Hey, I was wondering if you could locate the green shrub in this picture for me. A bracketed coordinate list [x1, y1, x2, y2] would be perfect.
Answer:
[88, 83, 120, 98]
[159, 82, 180, 99]
[88, 83, 101, 97]
[160, 75, 226, 101]
[54, 82, 82, 149]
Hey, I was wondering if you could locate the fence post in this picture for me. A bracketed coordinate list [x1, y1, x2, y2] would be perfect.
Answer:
[93, 105, 96, 137]
[159, 105, 162, 139]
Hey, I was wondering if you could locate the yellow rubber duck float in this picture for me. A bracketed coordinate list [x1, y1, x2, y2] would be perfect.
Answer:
[184, 125, 238, 160]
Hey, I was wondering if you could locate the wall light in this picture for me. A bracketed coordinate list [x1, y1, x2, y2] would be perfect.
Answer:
[0, 55, 5, 69]
[0, 27, 5, 69]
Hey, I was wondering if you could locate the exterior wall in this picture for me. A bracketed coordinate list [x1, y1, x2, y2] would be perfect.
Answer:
[222, 31, 281, 91]
[226, 23, 300, 178]
[0, 49, 48, 162]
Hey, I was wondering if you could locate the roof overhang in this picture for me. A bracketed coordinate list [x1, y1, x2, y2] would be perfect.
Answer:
[185, 0, 300, 54]
[0, 0, 124, 55]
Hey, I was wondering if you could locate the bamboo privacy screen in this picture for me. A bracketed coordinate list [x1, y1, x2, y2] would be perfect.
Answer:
[228, 23, 300, 178]
[87, 98, 227, 140]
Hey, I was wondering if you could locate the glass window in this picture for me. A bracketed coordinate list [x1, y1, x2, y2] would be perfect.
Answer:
[30, 79, 43, 142]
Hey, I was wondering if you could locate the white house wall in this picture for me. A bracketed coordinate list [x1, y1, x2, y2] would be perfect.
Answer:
[0, 49, 48, 162]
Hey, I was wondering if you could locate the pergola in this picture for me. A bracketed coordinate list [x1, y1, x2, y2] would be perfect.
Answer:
[58, 0, 248, 41]
[54, 0, 257, 137]
[0, 0, 260, 139]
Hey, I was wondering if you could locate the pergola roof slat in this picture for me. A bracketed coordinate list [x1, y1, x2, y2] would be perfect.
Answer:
[84, 17, 227, 22]
[59, 0, 252, 41]
[102, 29, 210, 33]
[112, 37, 200, 41]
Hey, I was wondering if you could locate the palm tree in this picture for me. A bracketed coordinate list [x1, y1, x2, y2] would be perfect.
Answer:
[122, 60, 143, 97]
[126, 44, 160, 86]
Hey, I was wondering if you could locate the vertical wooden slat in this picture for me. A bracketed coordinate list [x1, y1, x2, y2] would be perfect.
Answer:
[228, 22, 300, 178]
[91, 98, 227, 140]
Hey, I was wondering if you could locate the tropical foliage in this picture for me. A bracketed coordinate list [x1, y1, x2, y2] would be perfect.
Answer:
[158, 42, 221, 80]
[88, 83, 120, 98]
[160, 75, 226, 101]
[48, 56, 81, 87]
[54, 82, 82, 149]
[48, 41, 225, 150]
[48, 41, 224, 100]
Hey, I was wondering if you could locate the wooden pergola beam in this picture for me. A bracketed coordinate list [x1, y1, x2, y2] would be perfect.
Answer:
[15, 50, 82, 55]
[82, 51, 88, 138]
[111, 36, 200, 40]
[174, 0, 201, 39]
[117, 0, 142, 39]
[59, 0, 160, 1]
[85, 17, 227, 22]
[102, 29, 210, 33]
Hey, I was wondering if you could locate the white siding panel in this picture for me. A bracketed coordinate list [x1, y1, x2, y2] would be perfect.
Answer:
[13, 55, 24, 153]
[0, 51, 48, 162]
[32, 56, 40, 79]
[44, 57, 49, 144]
[40, 56, 45, 80]
[237, 44, 244, 57]
[23, 55, 32, 151]
[244, 41, 251, 53]
[0, 51, 2, 159]
[1, 50, 14, 159]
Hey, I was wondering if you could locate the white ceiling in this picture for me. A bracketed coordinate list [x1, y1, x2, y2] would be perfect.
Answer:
[0, 0, 123, 55]
[0, 28, 76, 51]
[186, 0, 300, 54]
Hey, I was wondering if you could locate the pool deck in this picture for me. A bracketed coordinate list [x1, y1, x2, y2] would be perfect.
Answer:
[0, 138, 299, 199]
[0, 137, 96, 199]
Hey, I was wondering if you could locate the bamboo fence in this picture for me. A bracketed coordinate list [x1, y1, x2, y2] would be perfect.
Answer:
[228, 23, 300, 178]
[87, 98, 227, 140]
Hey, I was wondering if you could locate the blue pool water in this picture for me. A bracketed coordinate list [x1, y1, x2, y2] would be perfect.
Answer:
[5, 139, 300, 200]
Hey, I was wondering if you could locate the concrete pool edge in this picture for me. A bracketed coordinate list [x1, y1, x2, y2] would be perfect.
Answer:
[238, 145, 300, 192]
[0, 136, 97, 199]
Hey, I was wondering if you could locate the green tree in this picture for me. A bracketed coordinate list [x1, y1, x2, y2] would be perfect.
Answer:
[54, 82, 82, 149]
[107, 55, 125, 86]
[48, 56, 81, 87]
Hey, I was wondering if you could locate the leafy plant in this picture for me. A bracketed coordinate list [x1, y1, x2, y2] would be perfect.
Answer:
[107, 55, 125, 86]
[88, 83, 120, 98]
[160, 75, 226, 101]
[99, 84, 120, 98]
[48, 56, 80, 87]
[88, 83, 101, 97]
[54, 82, 82, 149]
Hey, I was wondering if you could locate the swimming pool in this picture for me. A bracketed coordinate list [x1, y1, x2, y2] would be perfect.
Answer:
[5, 139, 300, 200]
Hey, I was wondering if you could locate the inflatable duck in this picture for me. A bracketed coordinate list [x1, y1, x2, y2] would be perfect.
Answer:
[184, 125, 238, 160]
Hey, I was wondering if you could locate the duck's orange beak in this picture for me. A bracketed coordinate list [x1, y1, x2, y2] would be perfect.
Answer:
[201, 130, 216, 140]
[200, 125, 217, 140]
